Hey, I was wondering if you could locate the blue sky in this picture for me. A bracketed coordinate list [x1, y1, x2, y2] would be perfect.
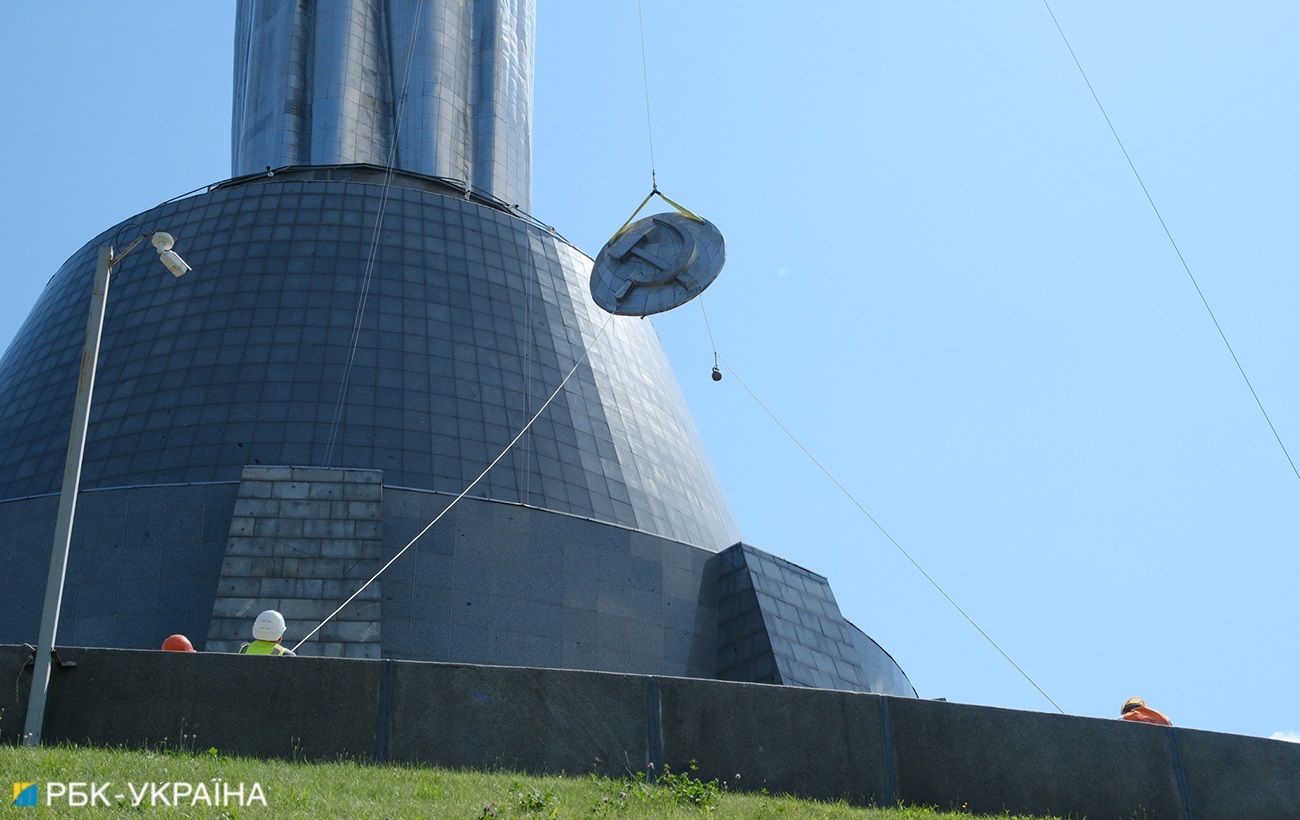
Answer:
[2, 2, 1297, 742]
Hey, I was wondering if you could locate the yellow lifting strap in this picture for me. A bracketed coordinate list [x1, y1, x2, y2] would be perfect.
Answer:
[609, 186, 705, 244]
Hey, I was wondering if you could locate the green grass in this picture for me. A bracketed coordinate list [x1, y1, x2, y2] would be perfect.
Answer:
[0, 743, 1061, 819]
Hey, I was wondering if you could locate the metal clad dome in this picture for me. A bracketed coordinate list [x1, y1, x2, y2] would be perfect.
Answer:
[0, 169, 740, 551]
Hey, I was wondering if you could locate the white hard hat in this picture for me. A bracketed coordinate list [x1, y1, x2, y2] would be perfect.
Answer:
[252, 609, 286, 641]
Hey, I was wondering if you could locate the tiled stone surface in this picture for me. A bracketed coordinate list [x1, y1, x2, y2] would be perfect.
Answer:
[0, 485, 237, 650]
[716, 543, 912, 696]
[205, 466, 383, 658]
[379, 490, 720, 678]
[0, 172, 740, 551]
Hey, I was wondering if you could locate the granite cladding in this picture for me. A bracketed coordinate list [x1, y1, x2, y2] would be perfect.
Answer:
[0, 168, 740, 551]
[716, 543, 914, 696]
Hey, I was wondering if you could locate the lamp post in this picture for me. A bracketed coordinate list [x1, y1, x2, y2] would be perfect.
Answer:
[22, 231, 191, 747]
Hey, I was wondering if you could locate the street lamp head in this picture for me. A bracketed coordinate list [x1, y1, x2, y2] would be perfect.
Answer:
[150, 232, 191, 277]
[150, 231, 177, 252]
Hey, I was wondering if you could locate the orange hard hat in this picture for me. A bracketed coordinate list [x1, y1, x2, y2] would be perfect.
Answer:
[162, 634, 196, 652]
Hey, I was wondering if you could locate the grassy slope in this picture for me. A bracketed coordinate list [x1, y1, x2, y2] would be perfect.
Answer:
[0, 744, 1060, 819]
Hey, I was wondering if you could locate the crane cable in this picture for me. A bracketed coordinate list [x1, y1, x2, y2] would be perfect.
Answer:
[322, 0, 426, 468]
[699, 297, 720, 376]
[615, 2, 710, 247]
[636, 0, 657, 190]
[1041, 0, 1300, 483]
[714, 353, 1065, 713]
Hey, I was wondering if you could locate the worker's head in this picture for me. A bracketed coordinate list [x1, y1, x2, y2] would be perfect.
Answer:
[161, 634, 195, 652]
[252, 609, 287, 642]
[1121, 697, 1146, 715]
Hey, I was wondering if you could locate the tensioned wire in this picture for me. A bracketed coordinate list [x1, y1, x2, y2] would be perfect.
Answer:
[294, 309, 618, 652]
[639, 0, 1048, 704]
[680, 4, 1287, 714]
[636, 0, 658, 188]
[699, 296, 720, 371]
[714, 353, 1065, 714]
[322, 0, 426, 468]
[1041, 0, 1300, 483]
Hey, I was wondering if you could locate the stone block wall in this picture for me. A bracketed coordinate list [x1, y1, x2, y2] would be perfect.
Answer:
[205, 466, 384, 658]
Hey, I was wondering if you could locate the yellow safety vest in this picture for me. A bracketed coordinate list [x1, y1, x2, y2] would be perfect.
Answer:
[238, 640, 292, 656]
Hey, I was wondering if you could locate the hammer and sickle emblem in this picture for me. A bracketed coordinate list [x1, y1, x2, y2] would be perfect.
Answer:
[607, 215, 700, 303]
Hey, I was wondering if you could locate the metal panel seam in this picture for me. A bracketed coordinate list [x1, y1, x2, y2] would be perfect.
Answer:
[1168, 727, 1194, 820]
[879, 696, 897, 808]
[645, 676, 662, 781]
[373, 659, 394, 763]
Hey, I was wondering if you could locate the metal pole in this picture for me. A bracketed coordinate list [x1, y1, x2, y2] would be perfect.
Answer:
[22, 245, 115, 746]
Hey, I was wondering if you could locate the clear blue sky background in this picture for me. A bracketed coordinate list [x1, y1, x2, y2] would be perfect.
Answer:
[2, 2, 1296, 742]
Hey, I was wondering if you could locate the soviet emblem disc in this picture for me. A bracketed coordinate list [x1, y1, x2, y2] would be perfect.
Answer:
[589, 212, 726, 316]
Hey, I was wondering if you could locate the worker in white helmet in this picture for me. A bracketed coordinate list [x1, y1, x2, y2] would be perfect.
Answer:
[238, 610, 296, 656]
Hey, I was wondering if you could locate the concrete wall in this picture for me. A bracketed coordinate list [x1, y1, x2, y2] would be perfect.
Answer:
[3, 645, 1297, 819]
